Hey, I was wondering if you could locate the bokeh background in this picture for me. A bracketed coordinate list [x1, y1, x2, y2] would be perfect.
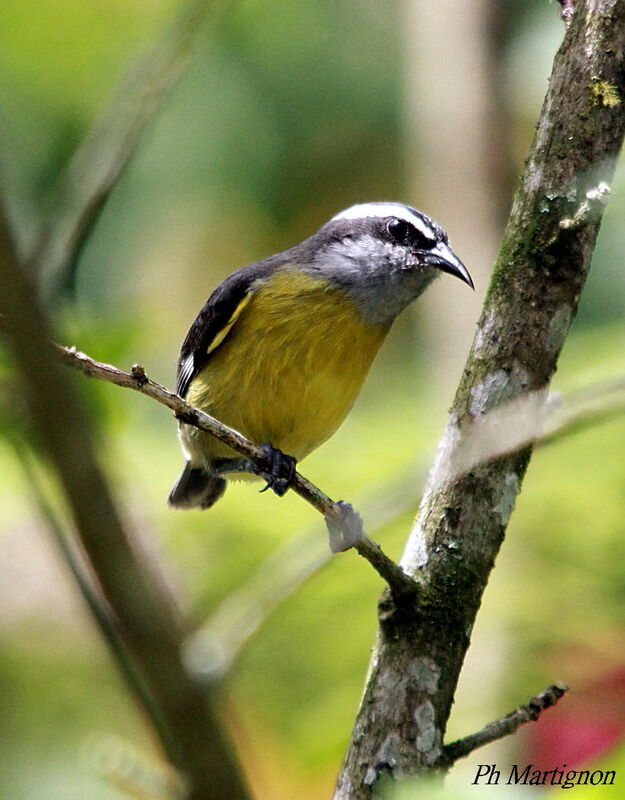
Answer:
[1, 1, 625, 798]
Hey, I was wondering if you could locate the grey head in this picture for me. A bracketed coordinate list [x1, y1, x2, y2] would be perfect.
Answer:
[297, 202, 473, 326]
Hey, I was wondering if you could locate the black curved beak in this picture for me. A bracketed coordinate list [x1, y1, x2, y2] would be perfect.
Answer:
[424, 242, 474, 290]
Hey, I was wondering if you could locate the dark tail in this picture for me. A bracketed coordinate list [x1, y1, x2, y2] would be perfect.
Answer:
[168, 464, 226, 509]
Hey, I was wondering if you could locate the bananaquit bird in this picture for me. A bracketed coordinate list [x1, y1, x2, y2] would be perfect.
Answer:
[169, 202, 473, 509]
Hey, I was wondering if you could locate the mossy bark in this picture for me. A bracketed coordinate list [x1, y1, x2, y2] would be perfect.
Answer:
[335, 2, 625, 797]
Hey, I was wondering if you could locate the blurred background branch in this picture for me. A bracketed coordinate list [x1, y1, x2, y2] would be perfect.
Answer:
[7, 435, 166, 748]
[184, 468, 421, 680]
[1, 196, 249, 798]
[31, 0, 227, 304]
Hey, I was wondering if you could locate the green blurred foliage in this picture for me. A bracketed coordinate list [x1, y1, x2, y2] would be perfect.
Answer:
[1, 1, 625, 799]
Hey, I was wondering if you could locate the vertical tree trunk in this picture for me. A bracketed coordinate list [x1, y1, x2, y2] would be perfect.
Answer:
[335, 2, 625, 796]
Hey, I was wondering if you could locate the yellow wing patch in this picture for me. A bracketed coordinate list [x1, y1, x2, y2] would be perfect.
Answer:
[206, 291, 253, 355]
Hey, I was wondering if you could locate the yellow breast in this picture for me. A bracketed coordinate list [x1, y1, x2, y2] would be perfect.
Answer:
[185, 269, 389, 463]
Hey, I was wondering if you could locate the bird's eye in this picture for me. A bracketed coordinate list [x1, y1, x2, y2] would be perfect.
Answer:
[386, 217, 410, 242]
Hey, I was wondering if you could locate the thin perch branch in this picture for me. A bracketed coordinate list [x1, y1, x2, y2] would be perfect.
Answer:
[58, 343, 625, 638]
[441, 683, 569, 765]
[56, 345, 418, 600]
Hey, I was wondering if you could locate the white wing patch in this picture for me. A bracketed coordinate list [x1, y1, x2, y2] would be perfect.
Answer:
[332, 202, 434, 239]
[206, 290, 253, 355]
[177, 353, 195, 396]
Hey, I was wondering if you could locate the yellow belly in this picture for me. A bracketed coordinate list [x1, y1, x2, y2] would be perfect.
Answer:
[183, 269, 388, 466]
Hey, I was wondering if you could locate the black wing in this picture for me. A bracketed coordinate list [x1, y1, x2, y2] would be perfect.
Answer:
[175, 260, 281, 397]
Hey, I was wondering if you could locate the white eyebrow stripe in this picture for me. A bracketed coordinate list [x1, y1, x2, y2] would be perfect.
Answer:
[331, 202, 434, 239]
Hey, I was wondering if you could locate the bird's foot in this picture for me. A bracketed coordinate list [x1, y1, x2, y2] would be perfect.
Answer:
[257, 443, 297, 497]
[212, 446, 296, 496]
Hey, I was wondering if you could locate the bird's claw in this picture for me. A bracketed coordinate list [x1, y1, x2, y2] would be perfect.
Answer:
[257, 443, 297, 497]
